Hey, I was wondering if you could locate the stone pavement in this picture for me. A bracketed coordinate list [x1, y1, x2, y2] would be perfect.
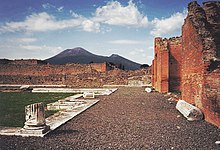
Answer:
[0, 87, 220, 150]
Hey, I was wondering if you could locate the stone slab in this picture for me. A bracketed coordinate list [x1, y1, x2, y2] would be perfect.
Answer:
[46, 100, 99, 131]
[83, 92, 95, 98]
[0, 99, 99, 137]
[32, 88, 118, 95]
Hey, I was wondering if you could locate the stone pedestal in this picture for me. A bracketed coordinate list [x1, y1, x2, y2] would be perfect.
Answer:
[21, 103, 50, 135]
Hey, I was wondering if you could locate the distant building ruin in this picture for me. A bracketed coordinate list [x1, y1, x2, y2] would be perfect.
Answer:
[0, 59, 150, 87]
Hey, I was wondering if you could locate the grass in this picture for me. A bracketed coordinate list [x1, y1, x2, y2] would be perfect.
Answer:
[0, 92, 73, 127]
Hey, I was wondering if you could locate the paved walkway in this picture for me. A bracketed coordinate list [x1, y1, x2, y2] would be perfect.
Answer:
[0, 87, 220, 150]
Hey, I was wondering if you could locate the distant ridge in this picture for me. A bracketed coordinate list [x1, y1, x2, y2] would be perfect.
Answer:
[45, 47, 141, 70]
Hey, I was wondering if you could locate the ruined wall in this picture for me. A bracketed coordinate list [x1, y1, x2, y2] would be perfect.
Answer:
[152, 38, 169, 93]
[0, 62, 106, 87]
[202, 1, 220, 128]
[181, 14, 205, 105]
[182, 1, 220, 127]
[168, 37, 182, 92]
[90, 63, 108, 73]
[152, 37, 181, 93]
[0, 60, 149, 87]
[10, 59, 47, 65]
[152, 1, 220, 128]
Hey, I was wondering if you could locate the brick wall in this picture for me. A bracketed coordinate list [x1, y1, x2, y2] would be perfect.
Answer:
[168, 37, 182, 92]
[153, 38, 169, 92]
[181, 16, 205, 105]
[152, 1, 220, 128]
[0, 60, 149, 87]
[90, 63, 107, 72]
[152, 37, 181, 93]
[182, 1, 220, 127]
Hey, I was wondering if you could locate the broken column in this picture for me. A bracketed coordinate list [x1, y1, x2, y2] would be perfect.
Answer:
[176, 100, 203, 121]
[21, 102, 50, 134]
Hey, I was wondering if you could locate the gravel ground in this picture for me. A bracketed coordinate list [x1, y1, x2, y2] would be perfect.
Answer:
[0, 87, 220, 150]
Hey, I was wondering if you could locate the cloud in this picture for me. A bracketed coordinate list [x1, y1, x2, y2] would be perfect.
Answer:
[20, 44, 63, 53]
[42, 3, 55, 9]
[93, 0, 148, 27]
[69, 10, 80, 18]
[150, 10, 187, 37]
[16, 38, 37, 43]
[109, 40, 145, 45]
[0, 12, 88, 32]
[20, 45, 43, 50]
[0, 43, 63, 59]
[82, 20, 100, 33]
[129, 48, 145, 55]
[57, 6, 64, 12]
[0, 1, 148, 34]
[19, 45, 63, 58]
[42, 3, 64, 12]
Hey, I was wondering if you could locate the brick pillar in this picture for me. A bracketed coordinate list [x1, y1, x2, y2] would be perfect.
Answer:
[160, 49, 169, 93]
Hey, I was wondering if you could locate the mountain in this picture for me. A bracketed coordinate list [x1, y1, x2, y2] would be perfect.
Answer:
[45, 47, 141, 70]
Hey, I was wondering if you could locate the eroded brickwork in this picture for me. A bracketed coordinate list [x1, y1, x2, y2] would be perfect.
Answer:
[152, 1, 220, 127]
[0, 60, 149, 87]
[182, 1, 220, 127]
[152, 37, 182, 93]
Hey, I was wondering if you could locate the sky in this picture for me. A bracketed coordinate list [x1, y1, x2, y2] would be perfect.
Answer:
[0, 0, 207, 65]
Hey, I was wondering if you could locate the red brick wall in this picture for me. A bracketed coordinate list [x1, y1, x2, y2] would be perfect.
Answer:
[160, 48, 169, 92]
[168, 38, 182, 92]
[152, 1, 220, 128]
[181, 17, 205, 105]
[203, 71, 220, 127]
[0, 63, 107, 76]
[152, 38, 169, 93]
[151, 60, 155, 87]
[90, 63, 107, 72]
[152, 37, 181, 93]
[181, 1, 220, 127]
[0, 61, 149, 87]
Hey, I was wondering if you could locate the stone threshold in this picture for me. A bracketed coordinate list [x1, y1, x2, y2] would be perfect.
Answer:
[32, 88, 118, 95]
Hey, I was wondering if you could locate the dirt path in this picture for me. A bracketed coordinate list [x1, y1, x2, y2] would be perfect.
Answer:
[0, 87, 220, 149]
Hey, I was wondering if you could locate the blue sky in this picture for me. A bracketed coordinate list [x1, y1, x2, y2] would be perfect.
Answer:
[0, 0, 207, 64]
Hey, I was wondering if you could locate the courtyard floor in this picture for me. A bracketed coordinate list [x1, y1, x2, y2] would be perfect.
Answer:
[0, 87, 220, 150]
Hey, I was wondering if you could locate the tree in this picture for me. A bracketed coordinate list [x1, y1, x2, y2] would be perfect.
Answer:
[140, 64, 149, 69]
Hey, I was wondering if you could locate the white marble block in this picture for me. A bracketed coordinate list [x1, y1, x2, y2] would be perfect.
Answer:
[176, 100, 203, 121]
[83, 92, 95, 98]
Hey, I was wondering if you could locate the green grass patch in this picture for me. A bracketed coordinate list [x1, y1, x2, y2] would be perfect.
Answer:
[45, 110, 59, 118]
[0, 92, 73, 127]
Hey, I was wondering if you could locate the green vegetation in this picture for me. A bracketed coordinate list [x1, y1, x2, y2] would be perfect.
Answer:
[0, 92, 73, 127]
[45, 110, 59, 118]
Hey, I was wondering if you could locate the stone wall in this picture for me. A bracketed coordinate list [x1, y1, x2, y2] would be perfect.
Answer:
[0, 61, 108, 76]
[152, 1, 220, 127]
[0, 60, 149, 87]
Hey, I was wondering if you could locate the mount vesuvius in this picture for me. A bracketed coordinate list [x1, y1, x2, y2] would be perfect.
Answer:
[45, 47, 142, 70]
